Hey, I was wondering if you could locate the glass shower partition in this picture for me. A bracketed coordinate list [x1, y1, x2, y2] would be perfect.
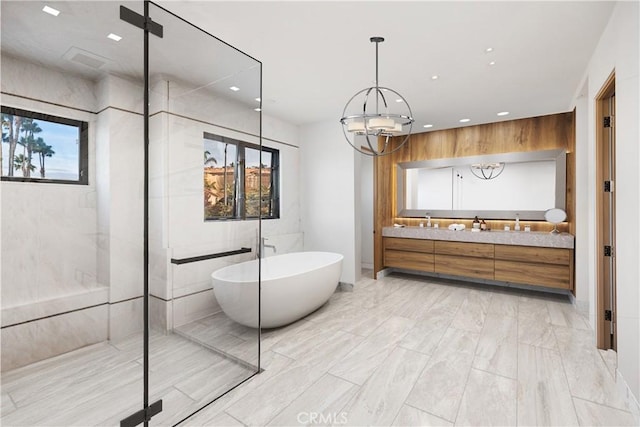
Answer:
[1, 1, 146, 425]
[146, 3, 262, 424]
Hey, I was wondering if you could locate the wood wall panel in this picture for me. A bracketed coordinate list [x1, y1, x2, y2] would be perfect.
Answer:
[373, 112, 575, 275]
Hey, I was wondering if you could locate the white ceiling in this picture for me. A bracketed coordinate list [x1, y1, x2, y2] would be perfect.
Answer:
[157, 1, 615, 131]
[1, 1, 616, 132]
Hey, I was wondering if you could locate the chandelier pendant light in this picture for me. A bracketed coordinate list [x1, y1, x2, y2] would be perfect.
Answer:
[470, 162, 505, 180]
[340, 37, 414, 156]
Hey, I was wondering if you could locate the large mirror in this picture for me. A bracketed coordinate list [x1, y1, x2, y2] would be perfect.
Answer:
[397, 149, 566, 220]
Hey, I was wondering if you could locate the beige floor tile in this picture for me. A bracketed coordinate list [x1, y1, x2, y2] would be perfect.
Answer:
[1, 392, 16, 417]
[182, 409, 245, 427]
[573, 397, 638, 426]
[267, 374, 357, 426]
[455, 368, 517, 426]
[392, 405, 453, 426]
[225, 363, 325, 426]
[399, 306, 455, 355]
[598, 348, 618, 379]
[472, 313, 518, 379]
[554, 327, 628, 411]
[405, 327, 480, 422]
[329, 316, 415, 385]
[487, 292, 519, 318]
[518, 299, 557, 350]
[546, 300, 590, 330]
[517, 343, 579, 426]
[450, 290, 492, 333]
[342, 347, 429, 426]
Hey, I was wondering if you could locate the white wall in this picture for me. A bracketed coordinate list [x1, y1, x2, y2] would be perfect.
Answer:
[0, 56, 107, 370]
[1, 56, 99, 309]
[573, 0, 640, 407]
[299, 121, 359, 285]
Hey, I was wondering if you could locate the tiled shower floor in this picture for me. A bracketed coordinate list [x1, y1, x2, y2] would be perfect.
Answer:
[0, 331, 257, 426]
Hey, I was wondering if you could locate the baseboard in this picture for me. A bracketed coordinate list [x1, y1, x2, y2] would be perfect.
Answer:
[616, 370, 640, 423]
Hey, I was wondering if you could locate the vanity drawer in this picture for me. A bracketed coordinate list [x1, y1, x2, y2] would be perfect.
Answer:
[495, 260, 572, 289]
[494, 245, 572, 265]
[435, 241, 494, 258]
[435, 254, 494, 280]
[384, 237, 434, 253]
[384, 250, 435, 272]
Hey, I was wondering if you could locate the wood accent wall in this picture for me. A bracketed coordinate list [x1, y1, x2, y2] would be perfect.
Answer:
[373, 111, 576, 275]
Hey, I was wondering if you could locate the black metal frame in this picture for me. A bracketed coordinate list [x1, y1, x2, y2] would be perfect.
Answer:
[203, 132, 280, 221]
[1, 106, 89, 185]
[118, 1, 263, 426]
[119, 3, 163, 426]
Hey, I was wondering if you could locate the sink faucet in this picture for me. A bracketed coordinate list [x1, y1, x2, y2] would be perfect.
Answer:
[259, 237, 276, 258]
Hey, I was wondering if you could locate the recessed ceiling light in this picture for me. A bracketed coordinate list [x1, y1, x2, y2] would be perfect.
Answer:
[431, 75, 439, 80]
[254, 108, 261, 112]
[423, 124, 433, 128]
[42, 5, 60, 16]
[229, 86, 240, 92]
[395, 99, 404, 103]
[497, 111, 510, 116]
[489, 61, 496, 66]
[255, 97, 261, 102]
[485, 47, 494, 53]
[107, 33, 122, 42]
[459, 118, 471, 123]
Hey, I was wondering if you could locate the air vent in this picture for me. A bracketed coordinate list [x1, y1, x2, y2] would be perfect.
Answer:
[62, 46, 111, 70]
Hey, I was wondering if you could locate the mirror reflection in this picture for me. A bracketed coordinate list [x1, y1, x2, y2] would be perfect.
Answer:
[398, 149, 566, 220]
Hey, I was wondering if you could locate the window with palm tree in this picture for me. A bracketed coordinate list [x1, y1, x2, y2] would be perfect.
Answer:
[204, 132, 279, 220]
[1, 106, 88, 184]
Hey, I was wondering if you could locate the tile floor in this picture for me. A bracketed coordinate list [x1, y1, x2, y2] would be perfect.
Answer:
[1, 272, 638, 426]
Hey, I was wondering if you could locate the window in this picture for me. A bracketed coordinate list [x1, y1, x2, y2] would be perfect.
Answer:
[204, 132, 279, 220]
[1, 106, 88, 184]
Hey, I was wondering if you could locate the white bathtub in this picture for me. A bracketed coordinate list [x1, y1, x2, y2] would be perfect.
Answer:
[211, 252, 343, 328]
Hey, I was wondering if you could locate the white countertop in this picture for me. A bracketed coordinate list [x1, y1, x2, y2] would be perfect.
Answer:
[382, 226, 574, 249]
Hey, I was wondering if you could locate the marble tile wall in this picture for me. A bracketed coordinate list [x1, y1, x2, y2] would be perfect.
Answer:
[1, 57, 100, 318]
[1, 305, 108, 372]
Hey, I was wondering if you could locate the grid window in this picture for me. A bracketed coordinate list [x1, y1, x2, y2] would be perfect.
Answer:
[204, 132, 279, 220]
[1, 106, 88, 185]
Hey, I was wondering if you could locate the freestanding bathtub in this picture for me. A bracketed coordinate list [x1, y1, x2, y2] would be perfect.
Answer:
[211, 252, 343, 328]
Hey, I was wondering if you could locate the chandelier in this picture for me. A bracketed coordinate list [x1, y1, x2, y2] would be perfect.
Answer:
[339, 37, 414, 156]
[470, 162, 505, 180]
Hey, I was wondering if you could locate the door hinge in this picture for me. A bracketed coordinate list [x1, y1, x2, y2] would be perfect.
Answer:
[604, 245, 613, 257]
[605, 310, 612, 321]
[604, 116, 611, 128]
[604, 180, 613, 192]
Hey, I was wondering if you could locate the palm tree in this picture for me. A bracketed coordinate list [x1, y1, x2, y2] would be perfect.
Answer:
[204, 150, 217, 166]
[13, 154, 35, 176]
[19, 119, 42, 177]
[33, 138, 55, 178]
[3, 114, 21, 177]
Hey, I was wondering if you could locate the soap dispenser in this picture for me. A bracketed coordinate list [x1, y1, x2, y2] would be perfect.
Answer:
[514, 214, 521, 231]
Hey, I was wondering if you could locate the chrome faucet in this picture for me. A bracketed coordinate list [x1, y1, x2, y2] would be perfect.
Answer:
[259, 237, 276, 258]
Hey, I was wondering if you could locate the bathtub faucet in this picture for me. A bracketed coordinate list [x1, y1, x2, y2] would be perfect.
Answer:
[259, 237, 277, 258]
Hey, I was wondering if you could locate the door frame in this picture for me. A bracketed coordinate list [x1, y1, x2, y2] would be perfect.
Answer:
[595, 70, 616, 349]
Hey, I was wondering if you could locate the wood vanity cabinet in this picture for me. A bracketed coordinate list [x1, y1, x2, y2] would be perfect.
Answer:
[434, 241, 494, 280]
[494, 245, 574, 290]
[382, 237, 574, 291]
[383, 237, 434, 272]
